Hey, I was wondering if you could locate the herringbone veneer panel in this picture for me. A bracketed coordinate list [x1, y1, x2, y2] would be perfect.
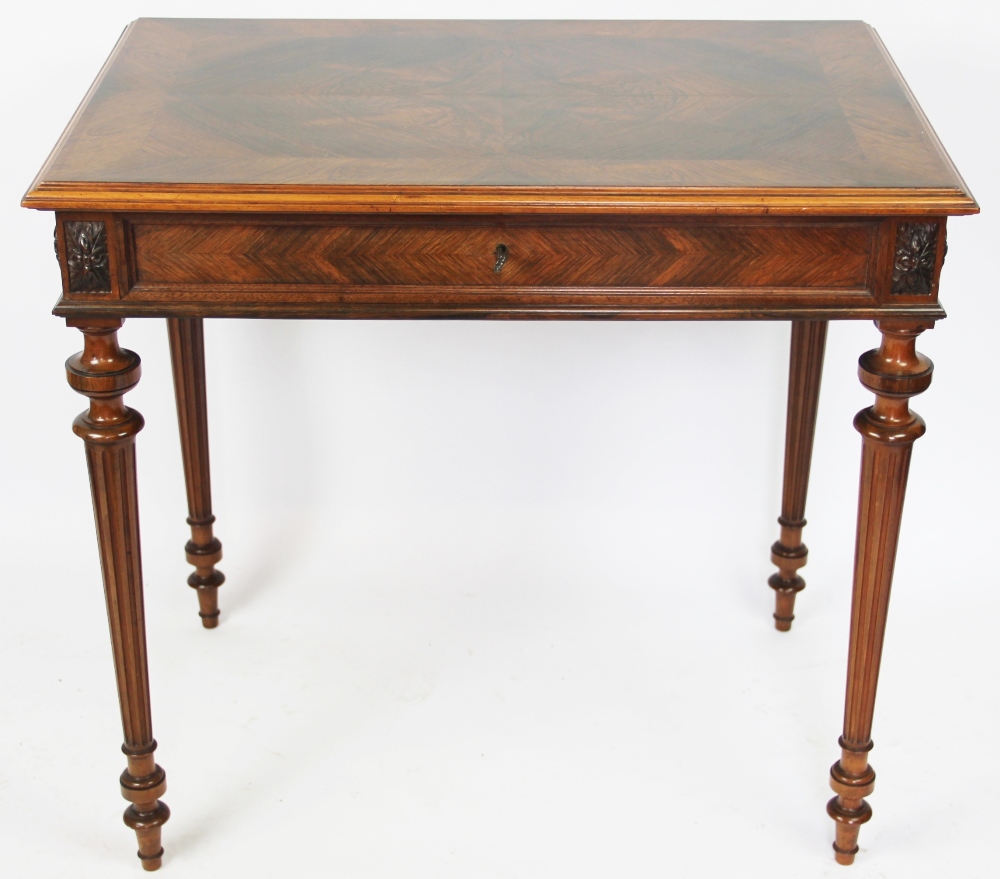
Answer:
[130, 219, 872, 290]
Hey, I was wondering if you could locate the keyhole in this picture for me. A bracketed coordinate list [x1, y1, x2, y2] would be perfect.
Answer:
[494, 243, 508, 272]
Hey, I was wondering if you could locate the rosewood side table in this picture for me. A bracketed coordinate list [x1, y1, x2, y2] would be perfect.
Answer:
[22, 19, 978, 871]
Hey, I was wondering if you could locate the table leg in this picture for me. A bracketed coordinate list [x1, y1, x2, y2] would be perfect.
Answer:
[66, 319, 169, 871]
[769, 320, 827, 630]
[827, 319, 933, 865]
[167, 318, 225, 628]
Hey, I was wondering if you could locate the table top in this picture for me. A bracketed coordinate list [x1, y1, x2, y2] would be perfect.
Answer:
[24, 19, 975, 215]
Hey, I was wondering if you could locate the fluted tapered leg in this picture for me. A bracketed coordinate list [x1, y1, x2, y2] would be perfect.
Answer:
[827, 320, 933, 865]
[67, 319, 169, 870]
[167, 318, 225, 628]
[769, 320, 828, 630]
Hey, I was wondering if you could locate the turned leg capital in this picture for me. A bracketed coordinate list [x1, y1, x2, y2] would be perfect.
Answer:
[66, 321, 144, 441]
[856, 319, 934, 429]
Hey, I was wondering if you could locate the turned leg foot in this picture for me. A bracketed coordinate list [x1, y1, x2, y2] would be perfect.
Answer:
[769, 320, 827, 630]
[186, 523, 224, 627]
[67, 319, 169, 868]
[168, 318, 225, 627]
[828, 319, 933, 863]
[827, 741, 875, 865]
[769, 521, 807, 631]
[122, 746, 171, 870]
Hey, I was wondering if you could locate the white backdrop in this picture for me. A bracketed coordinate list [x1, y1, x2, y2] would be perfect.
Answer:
[2, 2, 997, 877]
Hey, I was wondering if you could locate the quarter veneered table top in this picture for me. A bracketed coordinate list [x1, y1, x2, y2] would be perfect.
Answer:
[24, 19, 976, 214]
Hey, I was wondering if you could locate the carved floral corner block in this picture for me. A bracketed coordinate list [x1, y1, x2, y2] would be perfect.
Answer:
[891, 222, 940, 295]
[63, 220, 111, 294]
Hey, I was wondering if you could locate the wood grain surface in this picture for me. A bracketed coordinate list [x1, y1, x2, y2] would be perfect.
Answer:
[23, 19, 977, 215]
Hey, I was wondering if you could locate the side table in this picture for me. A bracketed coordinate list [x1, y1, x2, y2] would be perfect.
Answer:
[22, 18, 978, 870]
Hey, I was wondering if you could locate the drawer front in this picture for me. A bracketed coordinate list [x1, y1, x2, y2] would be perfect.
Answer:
[130, 221, 503, 288]
[498, 222, 873, 289]
[126, 217, 874, 292]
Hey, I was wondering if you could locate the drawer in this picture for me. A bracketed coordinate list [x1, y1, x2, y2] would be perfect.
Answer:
[498, 222, 873, 289]
[125, 216, 875, 293]
[129, 220, 504, 289]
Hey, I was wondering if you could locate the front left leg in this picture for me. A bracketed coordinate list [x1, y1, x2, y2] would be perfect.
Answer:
[67, 319, 169, 870]
[827, 320, 933, 864]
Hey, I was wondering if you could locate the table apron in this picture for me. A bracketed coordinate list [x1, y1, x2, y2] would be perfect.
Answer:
[51, 213, 948, 321]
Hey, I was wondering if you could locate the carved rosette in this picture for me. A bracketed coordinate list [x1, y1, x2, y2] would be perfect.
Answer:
[64, 220, 111, 293]
[891, 223, 939, 295]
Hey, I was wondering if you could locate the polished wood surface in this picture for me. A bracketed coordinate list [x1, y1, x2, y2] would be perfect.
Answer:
[770, 320, 828, 630]
[24, 19, 975, 215]
[167, 318, 224, 627]
[65, 319, 169, 870]
[25, 18, 979, 872]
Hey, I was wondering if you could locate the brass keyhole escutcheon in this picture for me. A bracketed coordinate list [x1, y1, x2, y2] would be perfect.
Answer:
[494, 243, 508, 272]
